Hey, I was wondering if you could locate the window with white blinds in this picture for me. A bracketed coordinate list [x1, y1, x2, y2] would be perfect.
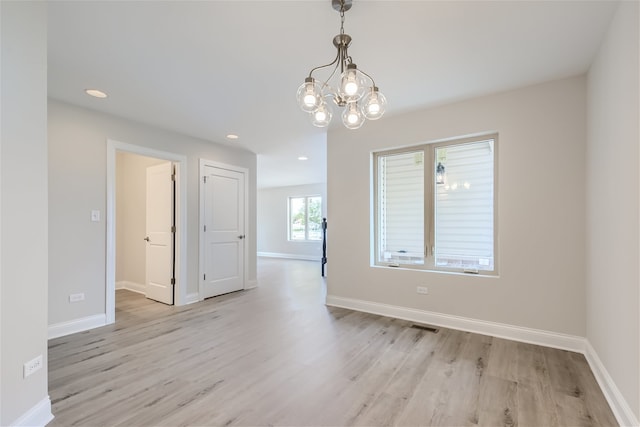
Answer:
[374, 135, 497, 274]
[377, 151, 424, 265]
[434, 140, 494, 271]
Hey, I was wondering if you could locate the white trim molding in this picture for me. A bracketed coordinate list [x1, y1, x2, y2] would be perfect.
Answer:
[48, 314, 107, 340]
[185, 292, 201, 305]
[9, 396, 53, 427]
[584, 341, 640, 427]
[326, 295, 585, 352]
[325, 295, 638, 426]
[258, 252, 320, 262]
[246, 279, 258, 289]
[116, 281, 145, 295]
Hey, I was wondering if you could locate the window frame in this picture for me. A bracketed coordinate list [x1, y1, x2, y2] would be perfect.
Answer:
[288, 195, 323, 242]
[373, 134, 499, 275]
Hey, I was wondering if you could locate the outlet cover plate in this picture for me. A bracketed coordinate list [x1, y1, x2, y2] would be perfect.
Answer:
[69, 293, 85, 302]
[24, 355, 43, 378]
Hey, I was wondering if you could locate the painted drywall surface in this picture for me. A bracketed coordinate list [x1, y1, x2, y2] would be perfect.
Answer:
[327, 76, 587, 336]
[48, 99, 257, 325]
[257, 183, 327, 259]
[586, 0, 639, 419]
[0, 1, 51, 424]
[116, 152, 168, 286]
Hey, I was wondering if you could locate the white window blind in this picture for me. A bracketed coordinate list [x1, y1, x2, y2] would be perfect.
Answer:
[434, 140, 494, 271]
[378, 151, 424, 265]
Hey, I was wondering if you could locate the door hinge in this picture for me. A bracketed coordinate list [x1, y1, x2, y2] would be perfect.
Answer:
[203, 274, 206, 280]
[171, 173, 176, 182]
[203, 225, 207, 232]
[171, 277, 175, 285]
[171, 225, 176, 233]
[203, 176, 207, 183]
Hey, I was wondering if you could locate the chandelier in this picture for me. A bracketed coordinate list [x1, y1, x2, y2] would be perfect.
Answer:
[296, 0, 386, 129]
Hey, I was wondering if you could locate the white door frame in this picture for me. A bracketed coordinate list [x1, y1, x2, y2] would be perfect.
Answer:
[106, 139, 188, 324]
[199, 159, 249, 300]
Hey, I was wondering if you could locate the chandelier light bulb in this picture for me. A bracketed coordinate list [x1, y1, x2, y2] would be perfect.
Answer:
[345, 82, 358, 96]
[311, 102, 333, 127]
[342, 102, 365, 129]
[304, 94, 317, 107]
[362, 86, 387, 120]
[344, 70, 358, 96]
[297, 78, 322, 113]
[340, 64, 365, 101]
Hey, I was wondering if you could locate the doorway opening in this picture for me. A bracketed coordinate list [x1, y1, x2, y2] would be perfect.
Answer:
[115, 153, 175, 304]
[106, 140, 188, 324]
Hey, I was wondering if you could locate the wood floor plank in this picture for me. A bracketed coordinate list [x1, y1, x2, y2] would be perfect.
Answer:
[476, 375, 518, 427]
[48, 258, 619, 427]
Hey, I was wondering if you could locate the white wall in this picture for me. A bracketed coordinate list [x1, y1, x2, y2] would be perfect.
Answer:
[48, 99, 257, 326]
[0, 1, 52, 425]
[586, 0, 639, 422]
[257, 183, 327, 260]
[116, 152, 167, 287]
[327, 75, 587, 336]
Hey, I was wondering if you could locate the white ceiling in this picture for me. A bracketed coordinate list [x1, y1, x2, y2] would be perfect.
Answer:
[47, 0, 618, 188]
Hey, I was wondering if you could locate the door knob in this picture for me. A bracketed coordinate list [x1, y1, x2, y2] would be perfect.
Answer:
[144, 237, 150, 242]
[237, 235, 245, 239]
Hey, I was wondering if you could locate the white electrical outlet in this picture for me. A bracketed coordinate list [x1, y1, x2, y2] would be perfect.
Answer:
[24, 355, 43, 378]
[69, 293, 85, 303]
[416, 286, 429, 295]
[91, 210, 100, 222]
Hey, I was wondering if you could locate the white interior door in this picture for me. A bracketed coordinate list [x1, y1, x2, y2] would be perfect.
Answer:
[145, 162, 174, 305]
[202, 165, 245, 298]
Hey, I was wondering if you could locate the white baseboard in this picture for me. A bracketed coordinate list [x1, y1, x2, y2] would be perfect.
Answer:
[9, 396, 53, 427]
[245, 279, 258, 289]
[584, 341, 640, 427]
[258, 252, 320, 262]
[326, 295, 585, 352]
[48, 314, 107, 339]
[116, 280, 145, 294]
[326, 295, 638, 426]
[184, 292, 200, 305]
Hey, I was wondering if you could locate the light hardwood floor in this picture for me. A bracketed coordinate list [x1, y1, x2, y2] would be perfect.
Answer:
[48, 258, 617, 426]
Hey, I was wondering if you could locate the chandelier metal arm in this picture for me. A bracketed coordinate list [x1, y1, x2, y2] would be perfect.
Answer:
[307, 49, 341, 79]
[321, 63, 341, 93]
[357, 67, 377, 87]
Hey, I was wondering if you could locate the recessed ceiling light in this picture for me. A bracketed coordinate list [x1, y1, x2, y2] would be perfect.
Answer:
[298, 156, 308, 161]
[226, 134, 239, 140]
[85, 89, 108, 98]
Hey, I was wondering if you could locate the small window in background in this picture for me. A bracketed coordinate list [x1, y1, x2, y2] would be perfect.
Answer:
[289, 195, 322, 241]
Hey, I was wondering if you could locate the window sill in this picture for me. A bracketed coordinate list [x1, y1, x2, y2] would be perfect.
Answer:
[371, 263, 499, 278]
